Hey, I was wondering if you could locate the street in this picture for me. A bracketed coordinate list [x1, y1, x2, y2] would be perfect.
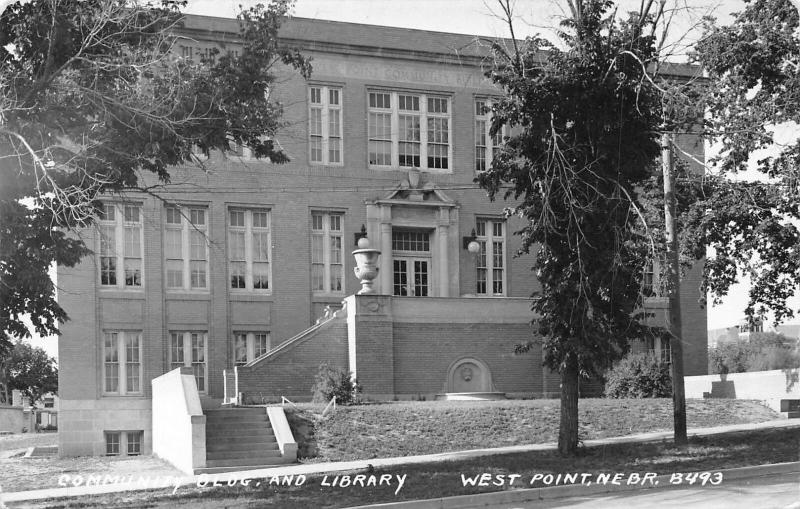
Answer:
[486, 471, 800, 509]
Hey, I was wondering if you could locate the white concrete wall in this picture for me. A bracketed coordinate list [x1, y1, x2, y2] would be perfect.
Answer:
[685, 368, 800, 411]
[0, 406, 24, 433]
[151, 367, 206, 474]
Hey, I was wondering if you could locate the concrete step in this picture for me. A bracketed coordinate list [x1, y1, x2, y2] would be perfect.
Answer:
[206, 455, 285, 468]
[193, 457, 295, 475]
[780, 411, 800, 419]
[207, 448, 281, 461]
[206, 414, 269, 424]
[206, 438, 278, 452]
[206, 429, 275, 439]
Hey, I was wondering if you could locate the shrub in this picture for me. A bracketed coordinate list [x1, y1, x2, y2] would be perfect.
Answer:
[605, 353, 672, 398]
[709, 341, 750, 374]
[708, 332, 800, 374]
[311, 362, 362, 405]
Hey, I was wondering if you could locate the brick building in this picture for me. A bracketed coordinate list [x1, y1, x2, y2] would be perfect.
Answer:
[57, 14, 708, 456]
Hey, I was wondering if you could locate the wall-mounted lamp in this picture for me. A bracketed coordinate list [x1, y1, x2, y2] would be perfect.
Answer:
[354, 224, 368, 246]
[462, 228, 480, 254]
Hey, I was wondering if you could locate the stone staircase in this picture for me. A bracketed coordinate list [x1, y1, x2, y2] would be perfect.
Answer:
[196, 407, 293, 474]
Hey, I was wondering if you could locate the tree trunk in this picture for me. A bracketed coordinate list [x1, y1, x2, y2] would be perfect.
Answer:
[558, 359, 580, 455]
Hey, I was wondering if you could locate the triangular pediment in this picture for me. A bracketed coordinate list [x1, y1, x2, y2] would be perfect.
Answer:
[377, 170, 456, 206]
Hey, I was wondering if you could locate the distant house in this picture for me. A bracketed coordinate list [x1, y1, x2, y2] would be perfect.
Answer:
[57, 15, 709, 457]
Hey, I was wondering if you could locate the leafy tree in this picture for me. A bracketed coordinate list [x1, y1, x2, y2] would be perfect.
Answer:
[689, 0, 800, 324]
[0, 0, 311, 353]
[0, 342, 58, 405]
[709, 331, 800, 373]
[480, 0, 687, 454]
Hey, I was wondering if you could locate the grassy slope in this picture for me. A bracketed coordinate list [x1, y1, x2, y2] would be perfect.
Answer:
[20, 427, 800, 509]
[295, 399, 780, 461]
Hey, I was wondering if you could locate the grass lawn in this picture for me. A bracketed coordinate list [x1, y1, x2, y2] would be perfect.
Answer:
[12, 426, 799, 509]
[291, 398, 780, 461]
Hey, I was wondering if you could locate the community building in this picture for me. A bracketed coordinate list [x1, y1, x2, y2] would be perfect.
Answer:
[57, 14, 709, 460]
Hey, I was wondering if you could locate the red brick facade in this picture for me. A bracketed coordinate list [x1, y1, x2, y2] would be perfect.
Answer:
[57, 15, 708, 456]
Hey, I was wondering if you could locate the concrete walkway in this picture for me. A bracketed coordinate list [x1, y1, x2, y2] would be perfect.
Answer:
[2, 419, 798, 504]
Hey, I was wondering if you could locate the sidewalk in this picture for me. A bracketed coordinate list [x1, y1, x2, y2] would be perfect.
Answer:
[2, 419, 799, 504]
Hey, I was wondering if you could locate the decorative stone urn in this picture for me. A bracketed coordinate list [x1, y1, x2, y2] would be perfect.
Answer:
[352, 236, 381, 295]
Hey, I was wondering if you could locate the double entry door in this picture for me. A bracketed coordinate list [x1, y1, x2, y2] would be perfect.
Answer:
[391, 229, 431, 297]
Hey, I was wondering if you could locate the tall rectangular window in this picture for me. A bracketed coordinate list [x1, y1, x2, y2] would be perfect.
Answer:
[98, 203, 142, 288]
[102, 331, 143, 395]
[164, 206, 208, 290]
[368, 91, 451, 171]
[309, 86, 343, 165]
[170, 332, 207, 392]
[234, 332, 271, 366]
[475, 99, 506, 172]
[228, 209, 271, 291]
[311, 212, 344, 294]
[476, 219, 506, 296]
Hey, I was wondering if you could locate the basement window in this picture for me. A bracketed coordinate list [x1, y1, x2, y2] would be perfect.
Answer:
[105, 430, 143, 457]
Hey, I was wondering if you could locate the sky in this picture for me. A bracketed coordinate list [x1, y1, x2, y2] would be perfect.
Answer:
[18, 0, 796, 358]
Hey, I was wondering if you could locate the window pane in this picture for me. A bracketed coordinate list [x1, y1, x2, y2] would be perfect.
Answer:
[99, 204, 115, 221]
[229, 210, 244, 227]
[165, 229, 182, 259]
[105, 432, 120, 456]
[311, 263, 324, 291]
[234, 333, 248, 365]
[170, 333, 184, 370]
[125, 334, 140, 393]
[252, 231, 269, 261]
[124, 206, 140, 223]
[229, 230, 245, 260]
[166, 260, 183, 288]
[166, 207, 182, 225]
[100, 226, 116, 256]
[190, 261, 206, 288]
[101, 257, 116, 286]
[328, 109, 340, 137]
[253, 211, 269, 228]
[310, 87, 321, 104]
[255, 333, 270, 357]
[414, 260, 428, 297]
[126, 431, 142, 456]
[230, 261, 246, 289]
[328, 88, 339, 105]
[330, 263, 343, 292]
[104, 333, 119, 393]
[311, 234, 323, 264]
[330, 214, 341, 231]
[393, 260, 408, 296]
[124, 258, 142, 287]
[311, 214, 323, 231]
[190, 209, 205, 226]
[191, 334, 205, 392]
[190, 231, 206, 260]
[310, 107, 322, 136]
[253, 263, 269, 289]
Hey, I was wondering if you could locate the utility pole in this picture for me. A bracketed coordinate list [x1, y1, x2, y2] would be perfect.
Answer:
[662, 132, 688, 446]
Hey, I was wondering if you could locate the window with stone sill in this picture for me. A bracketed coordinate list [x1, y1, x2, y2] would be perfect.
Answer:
[309, 86, 343, 165]
[170, 332, 208, 392]
[234, 332, 271, 366]
[311, 212, 344, 295]
[475, 218, 506, 296]
[475, 98, 508, 173]
[228, 209, 272, 292]
[102, 331, 143, 395]
[368, 91, 451, 171]
[98, 203, 143, 288]
[164, 206, 209, 291]
[105, 430, 143, 456]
